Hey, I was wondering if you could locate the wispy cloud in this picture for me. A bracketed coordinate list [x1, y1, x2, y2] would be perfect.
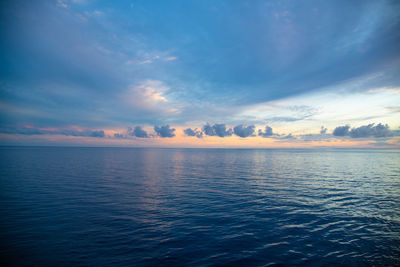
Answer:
[164, 56, 178, 61]
[0, 126, 105, 138]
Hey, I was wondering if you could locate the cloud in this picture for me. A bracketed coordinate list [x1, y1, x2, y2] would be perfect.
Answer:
[273, 133, 297, 142]
[349, 123, 393, 138]
[164, 56, 178, 61]
[369, 141, 396, 147]
[114, 133, 125, 138]
[184, 128, 203, 138]
[121, 80, 182, 118]
[282, 133, 294, 139]
[56, 0, 68, 8]
[296, 133, 333, 142]
[129, 126, 149, 138]
[233, 125, 255, 138]
[267, 116, 308, 122]
[203, 124, 214, 136]
[333, 125, 350, 136]
[3, 127, 44, 135]
[386, 106, 400, 113]
[258, 125, 274, 137]
[51, 129, 105, 137]
[133, 80, 168, 104]
[333, 123, 394, 138]
[89, 130, 105, 137]
[136, 52, 177, 64]
[154, 125, 175, 137]
[203, 124, 232, 137]
[320, 126, 327, 134]
[1, 0, 400, 136]
[0, 126, 105, 138]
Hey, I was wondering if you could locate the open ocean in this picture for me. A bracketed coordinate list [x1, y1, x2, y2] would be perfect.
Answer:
[0, 147, 399, 266]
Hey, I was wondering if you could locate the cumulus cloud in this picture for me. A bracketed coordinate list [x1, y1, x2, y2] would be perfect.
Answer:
[333, 125, 350, 136]
[258, 125, 274, 137]
[320, 126, 327, 134]
[203, 124, 215, 136]
[233, 125, 255, 138]
[349, 123, 393, 138]
[184, 128, 203, 138]
[154, 125, 175, 137]
[203, 123, 232, 137]
[129, 126, 149, 138]
[333, 123, 394, 138]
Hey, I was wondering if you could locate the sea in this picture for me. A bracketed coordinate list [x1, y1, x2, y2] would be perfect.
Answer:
[0, 147, 399, 266]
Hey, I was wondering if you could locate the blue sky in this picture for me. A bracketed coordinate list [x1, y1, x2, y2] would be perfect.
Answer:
[0, 0, 399, 147]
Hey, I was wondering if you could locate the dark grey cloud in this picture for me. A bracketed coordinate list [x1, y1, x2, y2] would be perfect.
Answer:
[203, 124, 232, 137]
[333, 123, 394, 138]
[258, 125, 274, 137]
[203, 124, 215, 136]
[333, 125, 350, 136]
[349, 123, 393, 138]
[184, 128, 203, 138]
[320, 126, 327, 134]
[129, 126, 148, 138]
[233, 125, 255, 138]
[154, 125, 175, 137]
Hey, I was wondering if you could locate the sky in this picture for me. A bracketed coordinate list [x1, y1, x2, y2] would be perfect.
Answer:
[0, 0, 399, 148]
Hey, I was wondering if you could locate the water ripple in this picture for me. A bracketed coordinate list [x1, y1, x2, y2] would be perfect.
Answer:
[0, 147, 399, 266]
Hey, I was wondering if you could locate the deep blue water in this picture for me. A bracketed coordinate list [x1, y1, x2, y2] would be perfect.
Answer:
[0, 147, 399, 266]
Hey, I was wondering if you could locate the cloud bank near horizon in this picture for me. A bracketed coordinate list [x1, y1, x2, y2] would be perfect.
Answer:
[2, 123, 398, 142]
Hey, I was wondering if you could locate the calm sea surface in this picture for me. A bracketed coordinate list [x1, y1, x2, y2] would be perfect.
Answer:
[0, 147, 399, 266]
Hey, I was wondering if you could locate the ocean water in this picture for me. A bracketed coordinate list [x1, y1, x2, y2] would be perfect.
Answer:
[0, 147, 399, 266]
